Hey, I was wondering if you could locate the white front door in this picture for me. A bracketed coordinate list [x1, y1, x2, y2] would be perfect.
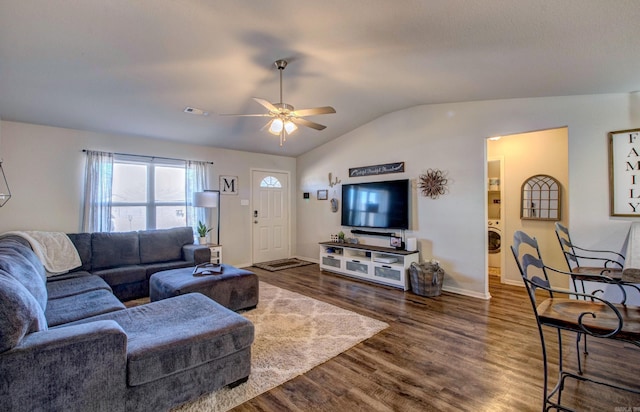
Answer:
[251, 170, 290, 263]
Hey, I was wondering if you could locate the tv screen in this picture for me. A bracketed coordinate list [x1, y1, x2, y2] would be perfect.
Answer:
[341, 179, 409, 229]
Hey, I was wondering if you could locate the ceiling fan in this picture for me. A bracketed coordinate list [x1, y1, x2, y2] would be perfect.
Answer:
[222, 59, 336, 147]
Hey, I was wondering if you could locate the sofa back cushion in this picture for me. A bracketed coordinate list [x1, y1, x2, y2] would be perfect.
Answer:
[0, 272, 48, 353]
[91, 232, 141, 270]
[0, 242, 47, 310]
[0, 237, 47, 281]
[138, 227, 194, 264]
[67, 233, 92, 271]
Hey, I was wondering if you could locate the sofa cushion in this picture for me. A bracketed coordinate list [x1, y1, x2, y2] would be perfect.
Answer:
[71, 293, 254, 386]
[0, 244, 47, 310]
[91, 232, 141, 270]
[47, 272, 112, 300]
[67, 233, 92, 272]
[0, 237, 46, 283]
[144, 261, 192, 279]
[92, 265, 147, 287]
[183, 243, 211, 265]
[0, 272, 48, 353]
[46, 289, 126, 327]
[138, 227, 194, 264]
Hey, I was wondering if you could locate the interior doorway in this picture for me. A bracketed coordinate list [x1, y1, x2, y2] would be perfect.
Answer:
[487, 156, 504, 280]
[486, 127, 569, 289]
[251, 169, 290, 264]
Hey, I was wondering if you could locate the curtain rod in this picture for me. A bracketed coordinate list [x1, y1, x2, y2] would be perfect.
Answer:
[82, 149, 214, 165]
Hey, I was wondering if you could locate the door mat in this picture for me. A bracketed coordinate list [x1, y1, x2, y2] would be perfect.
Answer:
[253, 258, 314, 272]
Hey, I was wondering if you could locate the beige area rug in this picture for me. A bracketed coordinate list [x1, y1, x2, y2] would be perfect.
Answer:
[252, 258, 314, 271]
[173, 281, 388, 412]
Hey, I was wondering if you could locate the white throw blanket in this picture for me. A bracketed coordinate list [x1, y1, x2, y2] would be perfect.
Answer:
[0, 231, 82, 276]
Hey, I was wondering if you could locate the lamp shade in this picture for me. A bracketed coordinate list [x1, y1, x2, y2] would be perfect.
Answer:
[284, 121, 297, 134]
[269, 118, 284, 135]
[193, 191, 218, 208]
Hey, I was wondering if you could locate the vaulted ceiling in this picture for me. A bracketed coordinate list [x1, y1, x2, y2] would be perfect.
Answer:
[1, 1, 639, 156]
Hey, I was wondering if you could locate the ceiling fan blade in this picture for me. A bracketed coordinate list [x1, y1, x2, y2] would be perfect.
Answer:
[219, 113, 272, 117]
[260, 119, 273, 132]
[292, 106, 336, 117]
[290, 117, 327, 131]
[252, 97, 279, 112]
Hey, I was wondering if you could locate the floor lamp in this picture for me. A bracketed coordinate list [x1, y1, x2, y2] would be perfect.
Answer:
[193, 190, 220, 245]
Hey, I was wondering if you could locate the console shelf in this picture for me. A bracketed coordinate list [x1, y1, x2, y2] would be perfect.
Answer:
[319, 242, 419, 290]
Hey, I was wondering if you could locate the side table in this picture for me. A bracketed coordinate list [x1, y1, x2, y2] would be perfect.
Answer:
[207, 244, 222, 264]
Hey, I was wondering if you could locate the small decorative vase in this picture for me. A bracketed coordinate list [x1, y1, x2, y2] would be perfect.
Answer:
[199, 237, 207, 245]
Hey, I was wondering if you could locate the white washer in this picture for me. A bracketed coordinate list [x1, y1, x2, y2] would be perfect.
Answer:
[488, 220, 502, 267]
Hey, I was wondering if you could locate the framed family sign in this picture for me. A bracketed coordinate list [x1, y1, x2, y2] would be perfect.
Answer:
[609, 128, 640, 216]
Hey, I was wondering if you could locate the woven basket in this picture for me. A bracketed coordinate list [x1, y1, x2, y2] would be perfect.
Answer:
[409, 261, 445, 297]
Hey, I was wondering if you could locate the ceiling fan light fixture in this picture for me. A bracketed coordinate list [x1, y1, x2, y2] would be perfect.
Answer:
[269, 118, 284, 135]
[284, 120, 297, 134]
[221, 59, 335, 147]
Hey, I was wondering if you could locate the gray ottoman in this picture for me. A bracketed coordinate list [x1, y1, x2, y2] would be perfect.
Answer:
[149, 264, 259, 311]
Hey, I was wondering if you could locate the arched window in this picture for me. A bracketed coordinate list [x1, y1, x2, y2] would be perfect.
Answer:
[260, 176, 282, 188]
[521, 174, 561, 220]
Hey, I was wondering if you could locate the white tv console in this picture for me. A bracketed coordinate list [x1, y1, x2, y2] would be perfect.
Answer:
[319, 242, 419, 290]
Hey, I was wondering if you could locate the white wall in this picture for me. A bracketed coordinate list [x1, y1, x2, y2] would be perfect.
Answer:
[296, 94, 639, 299]
[0, 120, 296, 267]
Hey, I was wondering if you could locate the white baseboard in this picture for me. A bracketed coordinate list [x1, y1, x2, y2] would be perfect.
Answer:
[441, 285, 491, 300]
[501, 278, 523, 287]
[249, 256, 494, 300]
[295, 256, 319, 264]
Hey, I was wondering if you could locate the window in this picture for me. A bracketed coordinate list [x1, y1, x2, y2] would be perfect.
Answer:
[260, 176, 282, 188]
[111, 157, 186, 231]
[82, 150, 207, 233]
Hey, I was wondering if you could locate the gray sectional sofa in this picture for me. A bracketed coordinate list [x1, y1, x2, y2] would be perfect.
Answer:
[66, 226, 211, 301]
[0, 230, 255, 412]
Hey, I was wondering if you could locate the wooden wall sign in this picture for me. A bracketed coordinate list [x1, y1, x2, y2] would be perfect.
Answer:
[349, 162, 405, 178]
[609, 128, 640, 216]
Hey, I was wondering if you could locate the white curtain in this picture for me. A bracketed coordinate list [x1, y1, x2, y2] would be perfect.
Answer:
[82, 150, 114, 232]
[186, 160, 208, 234]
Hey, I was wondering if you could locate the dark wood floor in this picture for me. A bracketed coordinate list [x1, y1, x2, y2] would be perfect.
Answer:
[232, 264, 640, 412]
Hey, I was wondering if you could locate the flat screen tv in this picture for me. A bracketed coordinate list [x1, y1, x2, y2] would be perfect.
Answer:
[341, 179, 409, 229]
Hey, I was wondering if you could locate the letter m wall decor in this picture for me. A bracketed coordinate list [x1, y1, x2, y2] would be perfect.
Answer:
[609, 128, 640, 216]
[220, 175, 238, 195]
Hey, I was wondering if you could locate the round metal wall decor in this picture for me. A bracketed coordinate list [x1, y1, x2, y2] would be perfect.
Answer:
[418, 169, 448, 199]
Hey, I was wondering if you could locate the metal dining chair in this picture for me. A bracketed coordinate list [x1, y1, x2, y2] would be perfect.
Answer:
[554, 222, 624, 295]
[555, 222, 640, 306]
[512, 230, 640, 411]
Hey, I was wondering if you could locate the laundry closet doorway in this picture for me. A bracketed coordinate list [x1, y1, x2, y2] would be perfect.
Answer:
[486, 128, 569, 288]
[487, 156, 504, 279]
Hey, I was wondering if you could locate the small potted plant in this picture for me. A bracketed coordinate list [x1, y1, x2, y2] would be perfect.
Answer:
[338, 231, 345, 243]
[197, 221, 212, 245]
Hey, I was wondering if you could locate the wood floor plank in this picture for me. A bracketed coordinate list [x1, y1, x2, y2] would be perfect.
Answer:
[231, 265, 640, 411]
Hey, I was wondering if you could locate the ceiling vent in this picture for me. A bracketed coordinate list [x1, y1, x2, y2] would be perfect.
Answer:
[184, 106, 209, 116]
